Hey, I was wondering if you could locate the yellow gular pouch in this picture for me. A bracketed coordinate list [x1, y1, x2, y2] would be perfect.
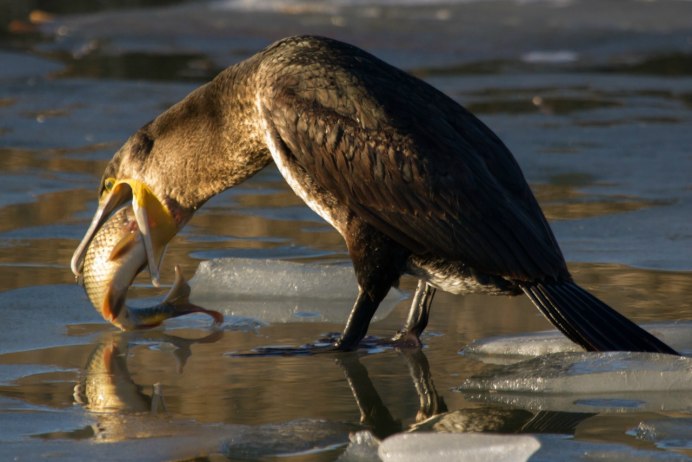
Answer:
[104, 178, 178, 286]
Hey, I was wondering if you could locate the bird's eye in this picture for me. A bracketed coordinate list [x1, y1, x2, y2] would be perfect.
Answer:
[103, 177, 116, 194]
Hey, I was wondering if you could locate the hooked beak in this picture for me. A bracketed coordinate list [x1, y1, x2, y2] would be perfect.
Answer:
[71, 179, 178, 287]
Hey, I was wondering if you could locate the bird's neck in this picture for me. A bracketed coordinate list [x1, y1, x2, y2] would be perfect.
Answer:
[166, 60, 273, 211]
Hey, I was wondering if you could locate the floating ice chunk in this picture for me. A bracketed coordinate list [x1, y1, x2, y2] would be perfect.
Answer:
[521, 50, 578, 64]
[644, 321, 692, 355]
[190, 258, 406, 324]
[461, 352, 692, 393]
[461, 330, 583, 364]
[459, 352, 692, 413]
[630, 418, 692, 451]
[535, 435, 692, 461]
[336, 431, 380, 462]
[378, 433, 541, 462]
[461, 321, 692, 365]
[378, 433, 690, 462]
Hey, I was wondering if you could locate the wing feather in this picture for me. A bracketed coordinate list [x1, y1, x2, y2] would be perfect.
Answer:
[259, 37, 568, 282]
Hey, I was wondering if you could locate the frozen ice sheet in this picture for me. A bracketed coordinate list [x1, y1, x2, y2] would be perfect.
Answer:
[459, 352, 692, 413]
[377, 432, 690, 462]
[461, 352, 692, 393]
[631, 418, 692, 451]
[0, 284, 102, 355]
[0, 282, 259, 356]
[0, 409, 357, 461]
[190, 258, 407, 323]
[379, 433, 540, 462]
[337, 431, 380, 462]
[461, 321, 692, 364]
[221, 418, 357, 459]
[461, 331, 583, 365]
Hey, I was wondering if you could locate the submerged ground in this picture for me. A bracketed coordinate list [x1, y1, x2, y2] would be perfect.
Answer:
[0, 0, 691, 460]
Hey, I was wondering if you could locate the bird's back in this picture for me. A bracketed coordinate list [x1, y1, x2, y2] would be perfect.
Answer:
[258, 36, 569, 283]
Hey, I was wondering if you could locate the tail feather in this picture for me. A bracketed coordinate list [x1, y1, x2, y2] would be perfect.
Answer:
[521, 281, 677, 354]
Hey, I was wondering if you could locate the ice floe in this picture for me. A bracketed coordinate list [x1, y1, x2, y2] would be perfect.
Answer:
[338, 430, 692, 462]
[458, 351, 692, 413]
[461, 321, 692, 364]
[190, 257, 406, 323]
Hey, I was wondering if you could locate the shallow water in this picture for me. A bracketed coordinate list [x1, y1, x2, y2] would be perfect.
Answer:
[1, 0, 692, 460]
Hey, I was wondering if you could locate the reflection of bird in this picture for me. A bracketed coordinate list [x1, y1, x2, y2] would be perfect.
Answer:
[336, 347, 593, 438]
[81, 35, 675, 353]
[73, 331, 223, 442]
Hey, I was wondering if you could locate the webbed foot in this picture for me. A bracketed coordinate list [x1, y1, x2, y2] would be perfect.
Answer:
[229, 333, 394, 357]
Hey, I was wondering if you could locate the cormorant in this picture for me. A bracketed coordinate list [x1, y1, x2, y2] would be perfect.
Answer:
[71, 35, 677, 354]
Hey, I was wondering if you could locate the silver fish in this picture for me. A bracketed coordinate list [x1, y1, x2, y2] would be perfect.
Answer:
[78, 205, 222, 330]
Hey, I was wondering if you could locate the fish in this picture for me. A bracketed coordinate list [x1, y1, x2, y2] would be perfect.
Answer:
[78, 204, 223, 330]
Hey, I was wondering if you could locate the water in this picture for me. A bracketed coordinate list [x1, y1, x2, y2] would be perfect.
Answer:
[1, 0, 692, 460]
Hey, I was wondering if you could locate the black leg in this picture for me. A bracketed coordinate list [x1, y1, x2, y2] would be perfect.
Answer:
[392, 280, 436, 346]
[335, 216, 410, 351]
[335, 288, 387, 351]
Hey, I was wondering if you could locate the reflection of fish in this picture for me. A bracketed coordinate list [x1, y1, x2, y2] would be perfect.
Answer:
[73, 330, 223, 443]
[73, 338, 152, 413]
[78, 205, 222, 330]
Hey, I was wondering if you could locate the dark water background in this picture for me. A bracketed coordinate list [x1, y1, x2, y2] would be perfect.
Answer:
[0, 0, 691, 460]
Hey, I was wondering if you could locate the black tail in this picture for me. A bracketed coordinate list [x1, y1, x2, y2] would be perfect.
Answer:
[521, 281, 677, 354]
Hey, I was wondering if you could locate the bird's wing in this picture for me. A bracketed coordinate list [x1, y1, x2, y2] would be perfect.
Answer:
[260, 43, 567, 281]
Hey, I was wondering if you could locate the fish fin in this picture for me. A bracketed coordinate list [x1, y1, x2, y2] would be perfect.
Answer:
[108, 233, 138, 261]
[103, 286, 125, 322]
[162, 265, 192, 305]
[163, 265, 224, 325]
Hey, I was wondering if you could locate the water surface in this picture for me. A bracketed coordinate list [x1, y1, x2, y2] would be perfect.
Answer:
[1, 0, 691, 460]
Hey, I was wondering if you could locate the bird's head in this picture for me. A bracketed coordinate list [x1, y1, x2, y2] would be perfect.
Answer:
[71, 69, 271, 286]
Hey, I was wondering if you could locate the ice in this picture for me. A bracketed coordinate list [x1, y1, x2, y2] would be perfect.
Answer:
[220, 419, 359, 459]
[377, 433, 691, 462]
[521, 50, 578, 64]
[461, 331, 583, 365]
[337, 431, 381, 462]
[461, 321, 692, 364]
[190, 258, 406, 323]
[0, 284, 103, 355]
[462, 352, 692, 394]
[630, 418, 692, 451]
[0, 409, 359, 461]
[458, 352, 692, 413]
[378, 433, 541, 462]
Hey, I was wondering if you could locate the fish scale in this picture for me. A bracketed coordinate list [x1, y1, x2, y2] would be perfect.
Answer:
[79, 205, 222, 329]
[81, 206, 142, 317]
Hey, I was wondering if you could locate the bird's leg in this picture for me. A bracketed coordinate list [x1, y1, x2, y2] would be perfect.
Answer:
[334, 287, 388, 351]
[392, 280, 436, 347]
[335, 219, 409, 351]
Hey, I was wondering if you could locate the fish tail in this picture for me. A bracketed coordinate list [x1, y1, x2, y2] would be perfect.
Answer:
[521, 280, 677, 354]
[126, 266, 223, 328]
[162, 265, 224, 324]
